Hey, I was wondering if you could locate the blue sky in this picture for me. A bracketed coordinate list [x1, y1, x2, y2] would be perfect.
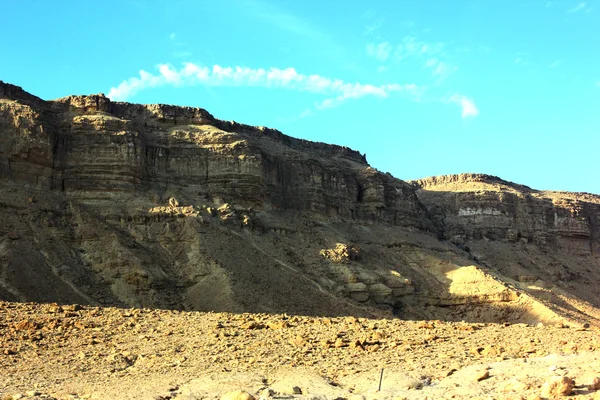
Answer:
[2, 0, 599, 193]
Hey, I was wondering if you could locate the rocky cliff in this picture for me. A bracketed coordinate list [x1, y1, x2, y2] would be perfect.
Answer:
[1, 81, 599, 326]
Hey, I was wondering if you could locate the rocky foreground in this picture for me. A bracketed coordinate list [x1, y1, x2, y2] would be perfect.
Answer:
[1, 301, 600, 400]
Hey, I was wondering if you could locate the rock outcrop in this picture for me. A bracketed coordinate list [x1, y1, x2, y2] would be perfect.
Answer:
[1, 81, 600, 326]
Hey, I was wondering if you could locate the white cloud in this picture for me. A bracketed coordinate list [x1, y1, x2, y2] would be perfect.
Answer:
[425, 58, 458, 81]
[169, 33, 176, 40]
[568, 2, 587, 12]
[449, 94, 479, 119]
[107, 62, 419, 111]
[368, 36, 457, 81]
[366, 42, 392, 62]
[108, 63, 475, 118]
[364, 17, 384, 36]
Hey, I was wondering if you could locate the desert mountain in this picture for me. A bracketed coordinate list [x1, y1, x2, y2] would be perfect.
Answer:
[1, 81, 599, 326]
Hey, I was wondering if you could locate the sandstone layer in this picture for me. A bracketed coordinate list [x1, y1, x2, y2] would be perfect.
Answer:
[1, 81, 600, 326]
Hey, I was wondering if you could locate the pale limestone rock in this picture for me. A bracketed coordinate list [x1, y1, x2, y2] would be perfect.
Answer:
[540, 376, 574, 398]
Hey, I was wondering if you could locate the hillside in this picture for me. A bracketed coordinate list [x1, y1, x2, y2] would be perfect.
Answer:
[1, 81, 600, 327]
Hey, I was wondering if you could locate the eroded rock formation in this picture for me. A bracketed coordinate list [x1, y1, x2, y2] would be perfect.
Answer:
[1, 81, 600, 326]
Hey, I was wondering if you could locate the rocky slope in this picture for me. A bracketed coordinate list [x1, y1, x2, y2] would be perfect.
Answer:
[1, 81, 600, 326]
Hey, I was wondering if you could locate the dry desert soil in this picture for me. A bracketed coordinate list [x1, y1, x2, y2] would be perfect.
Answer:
[2, 301, 600, 400]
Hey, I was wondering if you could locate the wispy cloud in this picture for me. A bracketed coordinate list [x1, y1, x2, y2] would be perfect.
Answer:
[568, 2, 587, 12]
[549, 60, 562, 68]
[362, 9, 384, 36]
[243, 0, 337, 46]
[449, 94, 479, 119]
[366, 42, 392, 62]
[364, 17, 384, 36]
[367, 36, 457, 81]
[107, 62, 421, 112]
[241, 0, 347, 60]
[425, 58, 458, 80]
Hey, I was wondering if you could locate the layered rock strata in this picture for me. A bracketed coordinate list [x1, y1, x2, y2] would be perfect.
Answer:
[1, 81, 600, 326]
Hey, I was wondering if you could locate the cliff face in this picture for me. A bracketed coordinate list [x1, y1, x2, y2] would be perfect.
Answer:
[412, 174, 600, 256]
[2, 81, 600, 326]
[0, 83, 426, 226]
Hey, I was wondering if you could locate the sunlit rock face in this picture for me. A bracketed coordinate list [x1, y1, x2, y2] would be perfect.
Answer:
[0, 82, 430, 226]
[1, 81, 600, 327]
[412, 173, 600, 257]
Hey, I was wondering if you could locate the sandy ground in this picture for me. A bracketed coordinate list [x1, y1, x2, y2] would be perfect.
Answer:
[2, 301, 600, 399]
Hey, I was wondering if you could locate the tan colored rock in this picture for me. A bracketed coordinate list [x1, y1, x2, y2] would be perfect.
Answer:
[289, 335, 307, 347]
[540, 376, 574, 398]
[320, 243, 361, 263]
[473, 368, 490, 382]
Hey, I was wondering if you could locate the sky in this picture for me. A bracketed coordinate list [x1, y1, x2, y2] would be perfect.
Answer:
[1, 0, 599, 193]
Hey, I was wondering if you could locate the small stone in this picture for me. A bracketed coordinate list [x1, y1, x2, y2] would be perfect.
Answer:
[350, 339, 364, 350]
[417, 321, 434, 329]
[291, 386, 302, 395]
[334, 338, 345, 348]
[241, 321, 264, 330]
[473, 368, 490, 382]
[470, 347, 483, 356]
[220, 390, 255, 400]
[266, 321, 288, 330]
[368, 344, 381, 352]
[14, 320, 38, 331]
[480, 345, 501, 357]
[11, 395, 24, 400]
[47, 304, 62, 313]
[26, 392, 41, 397]
[289, 335, 306, 347]
[540, 376, 574, 398]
